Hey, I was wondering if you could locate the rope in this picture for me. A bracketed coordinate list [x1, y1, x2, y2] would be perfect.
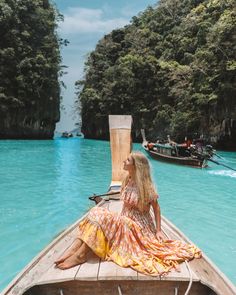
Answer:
[208, 158, 236, 172]
[184, 261, 193, 295]
[89, 191, 120, 199]
[161, 228, 193, 295]
[117, 285, 123, 295]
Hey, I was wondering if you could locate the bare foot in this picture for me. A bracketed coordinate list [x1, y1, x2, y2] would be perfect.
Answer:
[54, 238, 83, 265]
[56, 253, 87, 270]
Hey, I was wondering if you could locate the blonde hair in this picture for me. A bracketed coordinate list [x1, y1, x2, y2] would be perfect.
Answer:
[121, 151, 157, 211]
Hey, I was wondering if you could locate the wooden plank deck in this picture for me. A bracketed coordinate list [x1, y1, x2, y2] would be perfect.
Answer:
[37, 202, 111, 285]
[6, 231, 77, 295]
[3, 198, 201, 295]
[36, 198, 198, 286]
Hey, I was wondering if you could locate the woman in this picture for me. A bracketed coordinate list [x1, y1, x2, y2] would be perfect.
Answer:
[55, 151, 201, 275]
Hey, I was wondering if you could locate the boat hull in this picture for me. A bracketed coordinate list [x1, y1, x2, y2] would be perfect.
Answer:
[24, 280, 215, 295]
[143, 146, 206, 168]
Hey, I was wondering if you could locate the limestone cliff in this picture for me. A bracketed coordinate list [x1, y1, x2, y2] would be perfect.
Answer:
[0, 0, 62, 139]
[0, 99, 60, 139]
[79, 0, 236, 150]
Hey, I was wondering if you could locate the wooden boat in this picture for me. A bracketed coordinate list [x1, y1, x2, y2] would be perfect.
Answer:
[61, 132, 73, 138]
[141, 130, 210, 168]
[2, 115, 236, 295]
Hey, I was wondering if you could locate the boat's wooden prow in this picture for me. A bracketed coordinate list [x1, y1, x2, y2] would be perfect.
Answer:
[109, 115, 132, 183]
[4, 197, 235, 295]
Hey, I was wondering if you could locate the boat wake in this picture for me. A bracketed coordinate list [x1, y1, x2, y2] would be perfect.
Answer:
[209, 170, 236, 178]
[215, 156, 236, 164]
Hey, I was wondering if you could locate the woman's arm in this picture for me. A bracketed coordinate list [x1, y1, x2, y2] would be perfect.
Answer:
[151, 199, 165, 241]
[151, 199, 161, 231]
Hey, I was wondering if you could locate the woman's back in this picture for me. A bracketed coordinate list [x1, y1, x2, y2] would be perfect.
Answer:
[120, 181, 157, 237]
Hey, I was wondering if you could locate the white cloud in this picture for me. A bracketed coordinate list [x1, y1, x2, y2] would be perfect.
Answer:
[59, 7, 130, 35]
[120, 5, 141, 18]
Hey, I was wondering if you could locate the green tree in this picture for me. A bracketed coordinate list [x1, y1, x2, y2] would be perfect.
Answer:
[76, 0, 236, 148]
[0, 0, 66, 138]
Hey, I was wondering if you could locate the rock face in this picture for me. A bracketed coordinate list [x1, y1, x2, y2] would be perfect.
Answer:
[204, 103, 236, 150]
[210, 118, 236, 150]
[81, 116, 109, 140]
[0, 101, 60, 139]
[82, 114, 236, 150]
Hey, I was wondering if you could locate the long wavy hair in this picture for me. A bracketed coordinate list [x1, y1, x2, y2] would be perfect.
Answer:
[121, 151, 157, 211]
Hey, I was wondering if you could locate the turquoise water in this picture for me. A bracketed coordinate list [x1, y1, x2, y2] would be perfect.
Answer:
[0, 138, 235, 291]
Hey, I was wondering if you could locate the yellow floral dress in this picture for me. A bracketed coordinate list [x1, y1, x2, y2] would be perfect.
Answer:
[78, 182, 201, 276]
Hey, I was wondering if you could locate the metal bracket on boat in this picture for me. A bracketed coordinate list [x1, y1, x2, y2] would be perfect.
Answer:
[89, 191, 120, 204]
[59, 289, 64, 295]
[118, 285, 123, 295]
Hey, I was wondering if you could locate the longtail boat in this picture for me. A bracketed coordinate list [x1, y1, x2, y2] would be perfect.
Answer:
[2, 116, 236, 295]
[141, 129, 213, 168]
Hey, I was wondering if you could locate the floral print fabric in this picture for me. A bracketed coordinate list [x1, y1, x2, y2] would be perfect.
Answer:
[78, 182, 201, 276]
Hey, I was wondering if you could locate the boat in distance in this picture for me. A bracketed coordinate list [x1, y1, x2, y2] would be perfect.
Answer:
[61, 131, 73, 138]
[141, 129, 214, 168]
[2, 116, 236, 295]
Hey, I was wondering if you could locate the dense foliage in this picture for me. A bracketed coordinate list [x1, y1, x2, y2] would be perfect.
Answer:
[0, 0, 64, 138]
[77, 0, 236, 148]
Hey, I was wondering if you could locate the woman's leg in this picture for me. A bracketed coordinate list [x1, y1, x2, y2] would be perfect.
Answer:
[55, 238, 83, 265]
[57, 241, 90, 270]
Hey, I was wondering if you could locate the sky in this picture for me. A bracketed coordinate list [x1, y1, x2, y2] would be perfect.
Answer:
[54, 0, 158, 132]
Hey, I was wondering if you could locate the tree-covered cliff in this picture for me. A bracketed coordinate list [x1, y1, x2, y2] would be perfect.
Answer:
[77, 0, 236, 149]
[0, 0, 64, 139]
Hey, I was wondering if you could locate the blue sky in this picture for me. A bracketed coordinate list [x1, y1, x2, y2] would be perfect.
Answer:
[54, 0, 157, 132]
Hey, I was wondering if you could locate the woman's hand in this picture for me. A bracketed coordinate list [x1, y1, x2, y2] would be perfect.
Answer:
[156, 231, 165, 242]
